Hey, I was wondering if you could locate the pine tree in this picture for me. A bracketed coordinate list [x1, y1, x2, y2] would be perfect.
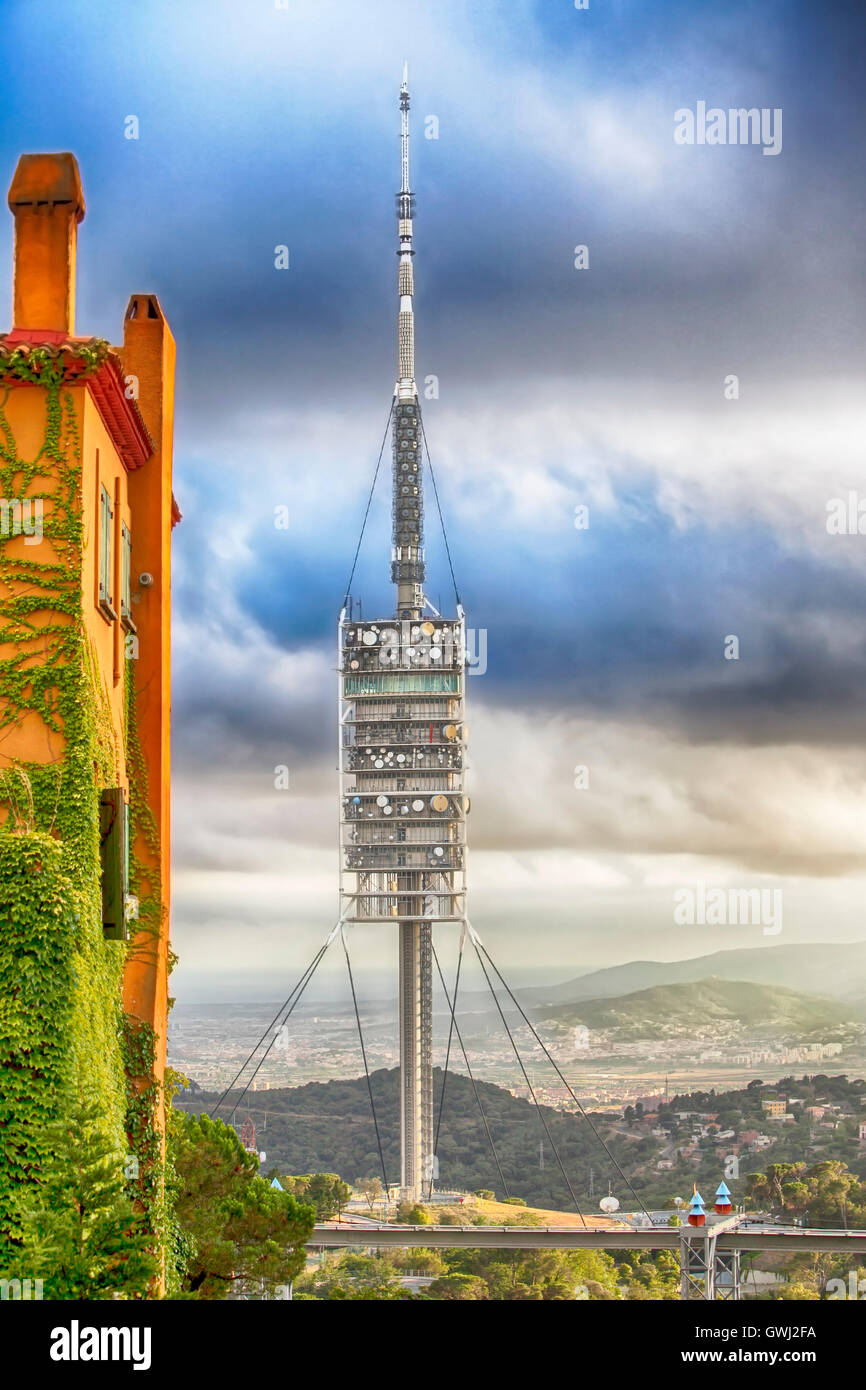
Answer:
[170, 1112, 316, 1299]
[9, 1099, 157, 1299]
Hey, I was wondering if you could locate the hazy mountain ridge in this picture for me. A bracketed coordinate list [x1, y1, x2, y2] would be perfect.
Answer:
[535, 977, 864, 1042]
[516, 942, 866, 1009]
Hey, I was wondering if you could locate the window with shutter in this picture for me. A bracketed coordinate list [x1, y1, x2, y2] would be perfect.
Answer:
[120, 524, 134, 629]
[98, 485, 116, 617]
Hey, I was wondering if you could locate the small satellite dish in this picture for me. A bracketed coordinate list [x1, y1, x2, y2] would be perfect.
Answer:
[600, 1196, 620, 1214]
[443, 724, 457, 739]
[362, 630, 377, 646]
[376, 796, 389, 807]
[430, 646, 441, 660]
[412, 799, 424, 811]
[374, 759, 384, 769]
[383, 806, 393, 816]
[397, 754, 406, 763]
[433, 846, 444, 857]
[431, 794, 448, 812]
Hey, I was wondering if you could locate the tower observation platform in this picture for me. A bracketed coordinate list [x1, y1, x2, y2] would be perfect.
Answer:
[337, 616, 468, 1199]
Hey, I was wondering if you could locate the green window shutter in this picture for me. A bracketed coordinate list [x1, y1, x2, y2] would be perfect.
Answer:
[100, 788, 129, 940]
[120, 524, 133, 624]
[99, 486, 114, 608]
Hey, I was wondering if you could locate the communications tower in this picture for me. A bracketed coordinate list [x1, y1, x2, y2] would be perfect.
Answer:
[338, 66, 468, 1200]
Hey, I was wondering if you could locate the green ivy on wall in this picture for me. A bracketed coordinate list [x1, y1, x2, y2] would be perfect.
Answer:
[0, 342, 167, 1286]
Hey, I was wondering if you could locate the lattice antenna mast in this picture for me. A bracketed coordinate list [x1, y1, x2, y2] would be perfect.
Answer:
[392, 62, 424, 618]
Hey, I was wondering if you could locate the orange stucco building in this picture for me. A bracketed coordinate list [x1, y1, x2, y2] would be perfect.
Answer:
[0, 153, 177, 1139]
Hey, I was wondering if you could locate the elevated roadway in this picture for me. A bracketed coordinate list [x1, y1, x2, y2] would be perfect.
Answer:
[309, 1220, 866, 1256]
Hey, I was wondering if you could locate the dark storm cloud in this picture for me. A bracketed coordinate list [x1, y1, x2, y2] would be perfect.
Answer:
[2, 0, 861, 421]
[172, 477, 866, 781]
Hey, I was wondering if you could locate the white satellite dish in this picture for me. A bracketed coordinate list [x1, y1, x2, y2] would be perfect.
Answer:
[600, 1196, 620, 1214]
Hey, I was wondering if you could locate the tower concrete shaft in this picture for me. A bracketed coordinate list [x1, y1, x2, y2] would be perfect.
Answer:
[399, 920, 433, 1197]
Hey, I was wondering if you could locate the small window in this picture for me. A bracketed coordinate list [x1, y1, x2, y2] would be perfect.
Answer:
[100, 788, 129, 940]
[98, 485, 115, 617]
[120, 524, 135, 630]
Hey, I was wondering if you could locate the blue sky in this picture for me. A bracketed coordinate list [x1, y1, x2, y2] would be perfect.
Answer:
[2, 0, 866, 997]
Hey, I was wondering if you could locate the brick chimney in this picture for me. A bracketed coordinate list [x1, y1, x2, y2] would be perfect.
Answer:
[7, 153, 85, 336]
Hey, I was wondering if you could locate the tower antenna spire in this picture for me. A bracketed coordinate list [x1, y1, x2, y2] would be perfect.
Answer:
[400, 61, 410, 195]
[392, 62, 423, 616]
[396, 61, 415, 394]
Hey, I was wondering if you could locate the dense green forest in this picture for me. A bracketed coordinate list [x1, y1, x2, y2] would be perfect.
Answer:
[295, 1244, 681, 1300]
[183, 1068, 640, 1210]
[181, 1070, 866, 1214]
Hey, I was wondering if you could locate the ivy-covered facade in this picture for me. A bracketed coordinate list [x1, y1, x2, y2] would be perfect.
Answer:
[0, 153, 178, 1291]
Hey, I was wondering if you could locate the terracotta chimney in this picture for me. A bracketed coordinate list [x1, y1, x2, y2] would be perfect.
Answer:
[7, 153, 85, 336]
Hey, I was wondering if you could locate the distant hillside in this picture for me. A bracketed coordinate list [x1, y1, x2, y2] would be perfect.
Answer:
[177, 1069, 866, 1212]
[516, 942, 866, 1009]
[535, 977, 863, 1042]
[178, 1069, 631, 1211]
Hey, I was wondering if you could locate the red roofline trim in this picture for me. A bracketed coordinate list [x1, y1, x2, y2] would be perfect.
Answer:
[88, 355, 153, 471]
[0, 333, 153, 471]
